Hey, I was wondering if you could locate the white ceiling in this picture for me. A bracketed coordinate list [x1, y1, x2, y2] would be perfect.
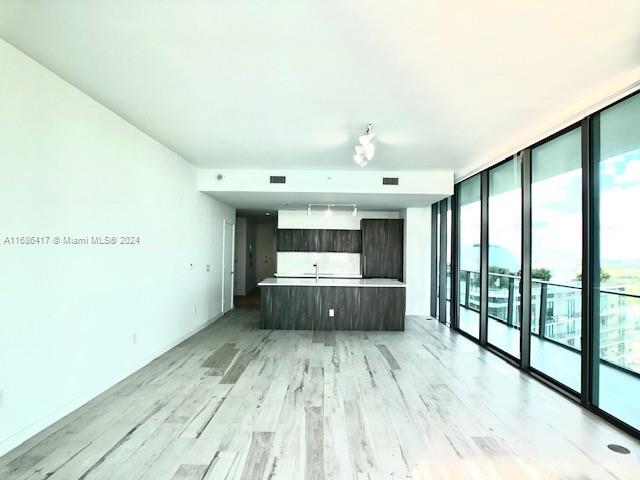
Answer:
[1, 1, 639, 176]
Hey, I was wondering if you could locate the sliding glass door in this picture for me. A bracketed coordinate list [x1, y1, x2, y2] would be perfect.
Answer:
[530, 128, 582, 391]
[595, 92, 640, 431]
[458, 175, 481, 338]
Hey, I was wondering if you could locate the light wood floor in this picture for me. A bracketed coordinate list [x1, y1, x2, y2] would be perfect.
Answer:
[1, 308, 639, 479]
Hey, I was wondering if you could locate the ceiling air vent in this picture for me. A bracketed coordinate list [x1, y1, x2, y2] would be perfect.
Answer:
[382, 177, 399, 185]
[270, 176, 286, 184]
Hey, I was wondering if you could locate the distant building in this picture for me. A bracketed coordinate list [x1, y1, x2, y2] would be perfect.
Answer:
[457, 270, 640, 372]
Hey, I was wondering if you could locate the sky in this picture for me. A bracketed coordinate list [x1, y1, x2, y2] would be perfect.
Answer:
[458, 148, 640, 287]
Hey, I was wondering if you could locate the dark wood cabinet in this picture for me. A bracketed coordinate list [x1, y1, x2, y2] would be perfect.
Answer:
[300, 229, 319, 252]
[361, 219, 404, 280]
[261, 285, 405, 331]
[277, 229, 360, 253]
[277, 229, 318, 252]
[276, 229, 293, 251]
[319, 229, 361, 253]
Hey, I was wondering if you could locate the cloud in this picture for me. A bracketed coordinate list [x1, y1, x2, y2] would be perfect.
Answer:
[614, 159, 640, 184]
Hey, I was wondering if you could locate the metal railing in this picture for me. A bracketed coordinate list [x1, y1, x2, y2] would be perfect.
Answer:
[457, 269, 640, 376]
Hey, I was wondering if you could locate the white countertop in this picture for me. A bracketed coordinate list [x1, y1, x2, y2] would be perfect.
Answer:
[258, 277, 405, 288]
[274, 273, 363, 279]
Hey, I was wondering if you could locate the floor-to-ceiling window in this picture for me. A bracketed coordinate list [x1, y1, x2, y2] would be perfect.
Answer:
[446, 198, 452, 326]
[487, 157, 522, 358]
[458, 175, 481, 338]
[431, 198, 452, 324]
[435, 204, 440, 320]
[530, 128, 582, 391]
[595, 92, 640, 431]
[435, 90, 640, 438]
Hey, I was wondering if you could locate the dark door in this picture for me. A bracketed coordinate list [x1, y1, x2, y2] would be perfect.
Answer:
[361, 219, 404, 280]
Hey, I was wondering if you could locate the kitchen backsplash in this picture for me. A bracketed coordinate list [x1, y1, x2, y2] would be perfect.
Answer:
[277, 252, 361, 276]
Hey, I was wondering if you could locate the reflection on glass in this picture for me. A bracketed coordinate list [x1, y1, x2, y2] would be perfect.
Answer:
[487, 158, 521, 358]
[530, 128, 582, 391]
[597, 93, 640, 430]
[458, 176, 481, 338]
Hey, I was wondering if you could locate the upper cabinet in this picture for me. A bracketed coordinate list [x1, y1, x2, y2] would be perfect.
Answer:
[361, 219, 404, 280]
[276, 229, 293, 251]
[319, 229, 361, 253]
[300, 229, 320, 252]
[277, 229, 361, 253]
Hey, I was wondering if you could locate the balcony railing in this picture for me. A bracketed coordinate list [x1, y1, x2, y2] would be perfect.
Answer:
[457, 269, 640, 377]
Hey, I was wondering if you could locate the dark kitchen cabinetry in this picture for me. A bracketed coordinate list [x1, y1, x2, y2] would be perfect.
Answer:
[277, 229, 360, 253]
[319, 229, 361, 253]
[276, 229, 293, 251]
[276, 229, 319, 252]
[261, 285, 405, 331]
[360, 219, 404, 280]
[299, 229, 319, 251]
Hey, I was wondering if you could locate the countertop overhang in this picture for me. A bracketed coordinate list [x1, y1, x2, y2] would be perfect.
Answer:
[258, 277, 405, 288]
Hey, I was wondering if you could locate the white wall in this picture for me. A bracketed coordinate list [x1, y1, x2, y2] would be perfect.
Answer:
[278, 209, 399, 230]
[234, 217, 247, 295]
[403, 207, 431, 316]
[0, 40, 235, 456]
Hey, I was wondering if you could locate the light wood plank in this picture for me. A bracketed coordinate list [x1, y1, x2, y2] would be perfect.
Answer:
[1, 309, 639, 480]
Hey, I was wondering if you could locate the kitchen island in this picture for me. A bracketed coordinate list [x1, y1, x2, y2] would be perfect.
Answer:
[258, 277, 406, 331]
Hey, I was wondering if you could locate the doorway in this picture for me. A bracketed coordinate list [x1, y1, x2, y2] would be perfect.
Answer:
[233, 212, 277, 299]
[255, 221, 277, 284]
[222, 220, 235, 314]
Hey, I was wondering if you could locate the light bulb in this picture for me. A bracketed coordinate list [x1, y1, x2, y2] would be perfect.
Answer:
[358, 132, 375, 146]
[363, 143, 375, 160]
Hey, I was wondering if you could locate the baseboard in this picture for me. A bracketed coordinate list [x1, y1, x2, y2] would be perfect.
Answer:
[0, 311, 224, 458]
